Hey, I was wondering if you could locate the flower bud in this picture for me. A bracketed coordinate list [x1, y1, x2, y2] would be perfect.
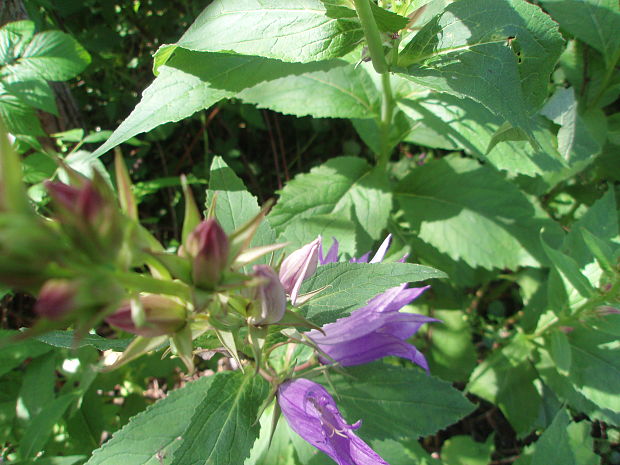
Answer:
[279, 237, 320, 305]
[45, 180, 105, 223]
[34, 279, 79, 320]
[186, 219, 229, 288]
[248, 265, 286, 325]
[106, 295, 187, 337]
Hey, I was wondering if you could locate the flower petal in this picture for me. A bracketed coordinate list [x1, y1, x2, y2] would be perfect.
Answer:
[278, 379, 388, 465]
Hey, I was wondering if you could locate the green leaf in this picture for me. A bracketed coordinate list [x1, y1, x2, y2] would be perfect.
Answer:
[0, 22, 90, 82]
[207, 156, 276, 254]
[171, 371, 269, 465]
[17, 352, 57, 422]
[86, 376, 215, 465]
[441, 435, 494, 465]
[567, 324, 620, 412]
[529, 410, 576, 465]
[238, 62, 381, 119]
[468, 337, 541, 435]
[398, 0, 564, 137]
[269, 156, 393, 249]
[397, 91, 566, 176]
[540, 87, 602, 163]
[35, 330, 133, 351]
[90, 50, 349, 158]
[540, 0, 620, 67]
[279, 214, 357, 257]
[0, 330, 51, 377]
[395, 156, 559, 270]
[323, 363, 475, 438]
[19, 393, 76, 459]
[153, 0, 366, 67]
[300, 262, 446, 325]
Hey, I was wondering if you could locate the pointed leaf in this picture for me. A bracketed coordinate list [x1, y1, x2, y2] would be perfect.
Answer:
[171, 371, 269, 465]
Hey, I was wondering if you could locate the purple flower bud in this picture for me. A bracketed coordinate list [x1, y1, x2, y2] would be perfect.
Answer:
[248, 265, 286, 325]
[278, 378, 388, 465]
[186, 219, 229, 288]
[308, 284, 438, 371]
[34, 279, 78, 320]
[45, 180, 104, 223]
[106, 295, 187, 337]
[279, 237, 320, 305]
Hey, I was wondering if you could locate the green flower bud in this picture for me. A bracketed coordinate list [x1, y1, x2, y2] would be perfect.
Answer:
[185, 219, 229, 288]
[106, 295, 187, 337]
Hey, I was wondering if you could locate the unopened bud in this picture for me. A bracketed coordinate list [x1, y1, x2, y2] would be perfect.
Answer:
[45, 180, 104, 222]
[106, 295, 187, 337]
[279, 237, 320, 305]
[248, 265, 286, 325]
[186, 219, 229, 288]
[34, 279, 79, 320]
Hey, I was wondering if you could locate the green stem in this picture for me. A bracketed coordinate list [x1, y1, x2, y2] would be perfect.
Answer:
[353, 0, 388, 74]
[379, 72, 395, 165]
[114, 271, 192, 300]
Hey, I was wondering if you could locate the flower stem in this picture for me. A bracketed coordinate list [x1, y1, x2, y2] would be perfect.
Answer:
[353, 0, 388, 74]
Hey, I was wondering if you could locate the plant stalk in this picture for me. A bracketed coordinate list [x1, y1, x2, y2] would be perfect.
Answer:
[353, 0, 388, 74]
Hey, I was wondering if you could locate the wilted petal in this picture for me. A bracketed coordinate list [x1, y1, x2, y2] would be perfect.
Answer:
[308, 285, 437, 371]
[278, 378, 388, 465]
[369, 234, 392, 263]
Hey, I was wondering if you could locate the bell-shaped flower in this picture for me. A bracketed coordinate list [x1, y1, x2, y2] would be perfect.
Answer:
[247, 265, 286, 325]
[307, 284, 437, 371]
[279, 237, 320, 305]
[185, 219, 230, 288]
[106, 295, 187, 338]
[278, 378, 388, 465]
[319, 235, 401, 265]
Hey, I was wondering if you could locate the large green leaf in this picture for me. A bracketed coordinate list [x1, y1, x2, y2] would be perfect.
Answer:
[0, 330, 51, 378]
[153, 0, 405, 68]
[540, 0, 620, 67]
[171, 372, 269, 465]
[398, 91, 566, 176]
[91, 50, 351, 158]
[35, 330, 132, 351]
[299, 262, 446, 325]
[269, 157, 393, 249]
[398, 0, 564, 136]
[86, 376, 215, 465]
[395, 156, 558, 270]
[323, 363, 475, 439]
[238, 63, 380, 119]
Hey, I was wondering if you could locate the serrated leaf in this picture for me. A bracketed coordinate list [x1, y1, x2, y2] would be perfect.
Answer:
[323, 363, 475, 439]
[398, 92, 565, 176]
[86, 376, 215, 465]
[171, 371, 269, 465]
[279, 214, 357, 257]
[398, 0, 564, 137]
[299, 262, 446, 325]
[269, 157, 393, 250]
[540, 0, 620, 67]
[395, 156, 558, 270]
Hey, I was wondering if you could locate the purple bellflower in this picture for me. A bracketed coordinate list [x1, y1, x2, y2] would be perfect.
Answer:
[278, 378, 388, 465]
[307, 284, 437, 371]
